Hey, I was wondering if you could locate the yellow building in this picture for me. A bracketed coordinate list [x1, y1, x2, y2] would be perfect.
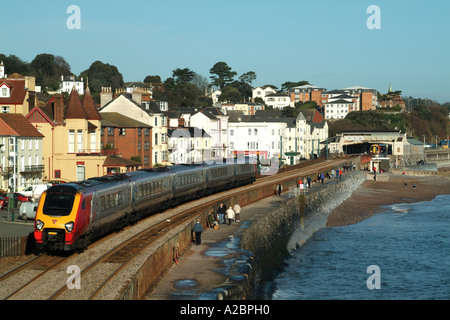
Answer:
[0, 71, 38, 116]
[27, 86, 107, 182]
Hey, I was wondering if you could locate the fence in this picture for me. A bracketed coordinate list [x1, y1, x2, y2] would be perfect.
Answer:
[0, 236, 28, 258]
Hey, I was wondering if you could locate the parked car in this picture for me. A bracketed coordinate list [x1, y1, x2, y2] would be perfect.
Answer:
[19, 201, 39, 220]
[0, 196, 8, 209]
[0, 193, 31, 208]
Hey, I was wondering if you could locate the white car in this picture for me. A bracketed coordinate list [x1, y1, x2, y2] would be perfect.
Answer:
[21, 184, 50, 200]
[19, 201, 39, 221]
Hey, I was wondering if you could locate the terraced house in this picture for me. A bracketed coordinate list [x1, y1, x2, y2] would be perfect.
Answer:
[27, 86, 110, 182]
[0, 113, 44, 192]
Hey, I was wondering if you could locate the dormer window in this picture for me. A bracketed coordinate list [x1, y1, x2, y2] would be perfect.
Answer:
[0, 83, 11, 98]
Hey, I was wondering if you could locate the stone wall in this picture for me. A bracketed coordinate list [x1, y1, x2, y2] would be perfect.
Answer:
[239, 171, 367, 299]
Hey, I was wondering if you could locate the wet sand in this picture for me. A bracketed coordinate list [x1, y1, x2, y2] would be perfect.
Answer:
[327, 173, 450, 227]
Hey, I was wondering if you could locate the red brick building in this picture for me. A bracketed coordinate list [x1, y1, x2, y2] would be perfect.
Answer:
[100, 112, 153, 170]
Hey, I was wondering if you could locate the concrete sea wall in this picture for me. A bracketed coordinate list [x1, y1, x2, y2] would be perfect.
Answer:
[239, 171, 367, 299]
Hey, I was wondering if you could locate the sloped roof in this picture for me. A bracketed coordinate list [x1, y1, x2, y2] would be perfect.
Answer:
[65, 86, 88, 119]
[0, 79, 27, 105]
[103, 156, 141, 167]
[82, 88, 102, 120]
[0, 113, 44, 137]
[100, 112, 151, 128]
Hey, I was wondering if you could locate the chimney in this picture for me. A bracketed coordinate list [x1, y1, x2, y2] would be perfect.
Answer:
[132, 89, 142, 105]
[178, 118, 185, 127]
[100, 87, 113, 108]
[28, 91, 36, 111]
[54, 94, 65, 125]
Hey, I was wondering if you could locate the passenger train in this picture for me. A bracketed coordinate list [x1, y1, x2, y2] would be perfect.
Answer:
[34, 162, 256, 251]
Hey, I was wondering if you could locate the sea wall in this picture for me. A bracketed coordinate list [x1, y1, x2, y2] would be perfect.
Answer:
[239, 170, 367, 299]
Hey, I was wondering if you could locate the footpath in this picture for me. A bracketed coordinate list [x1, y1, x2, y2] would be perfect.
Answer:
[144, 193, 289, 300]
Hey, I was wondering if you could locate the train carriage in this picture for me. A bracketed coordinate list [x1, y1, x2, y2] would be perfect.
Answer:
[170, 164, 207, 204]
[233, 163, 257, 187]
[127, 168, 173, 217]
[205, 163, 235, 194]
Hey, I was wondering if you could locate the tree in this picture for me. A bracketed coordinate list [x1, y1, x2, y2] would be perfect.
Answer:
[209, 62, 237, 89]
[171, 67, 196, 85]
[80, 60, 124, 93]
[30, 54, 72, 91]
[143, 75, 161, 83]
[281, 80, 310, 92]
[191, 73, 209, 94]
[0, 53, 31, 75]
[218, 86, 242, 103]
[239, 71, 257, 86]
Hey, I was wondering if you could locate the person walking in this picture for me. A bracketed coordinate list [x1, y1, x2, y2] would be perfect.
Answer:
[193, 219, 204, 245]
[217, 202, 226, 224]
[277, 184, 282, 196]
[226, 206, 235, 225]
[307, 176, 311, 188]
[233, 203, 241, 222]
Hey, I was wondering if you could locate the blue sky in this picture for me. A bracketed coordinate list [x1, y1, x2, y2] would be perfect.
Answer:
[2, 0, 449, 102]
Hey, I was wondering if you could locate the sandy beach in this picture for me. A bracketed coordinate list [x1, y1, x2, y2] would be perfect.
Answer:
[327, 173, 450, 227]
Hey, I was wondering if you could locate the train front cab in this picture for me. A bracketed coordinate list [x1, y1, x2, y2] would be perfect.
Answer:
[34, 185, 85, 251]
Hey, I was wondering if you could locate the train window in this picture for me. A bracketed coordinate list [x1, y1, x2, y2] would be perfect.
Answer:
[101, 196, 105, 211]
[139, 185, 143, 197]
[109, 194, 114, 208]
[43, 186, 77, 216]
[82, 199, 85, 210]
[118, 191, 123, 205]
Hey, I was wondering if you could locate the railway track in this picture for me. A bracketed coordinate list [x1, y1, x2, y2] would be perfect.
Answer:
[0, 157, 354, 300]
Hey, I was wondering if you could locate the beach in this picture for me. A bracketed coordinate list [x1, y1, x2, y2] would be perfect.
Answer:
[327, 173, 450, 227]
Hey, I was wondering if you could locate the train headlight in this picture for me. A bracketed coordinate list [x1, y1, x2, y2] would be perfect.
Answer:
[65, 221, 74, 232]
[35, 219, 44, 231]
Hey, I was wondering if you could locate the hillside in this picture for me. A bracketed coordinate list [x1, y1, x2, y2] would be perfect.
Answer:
[328, 105, 450, 141]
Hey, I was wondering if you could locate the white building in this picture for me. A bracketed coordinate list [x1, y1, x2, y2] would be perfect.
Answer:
[0, 61, 5, 79]
[189, 107, 229, 160]
[227, 109, 329, 164]
[58, 75, 84, 95]
[324, 99, 354, 119]
[0, 114, 45, 192]
[264, 92, 292, 109]
[167, 127, 212, 164]
[252, 85, 276, 102]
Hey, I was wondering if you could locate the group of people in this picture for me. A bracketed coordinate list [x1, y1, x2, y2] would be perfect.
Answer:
[214, 202, 241, 226]
[194, 202, 242, 245]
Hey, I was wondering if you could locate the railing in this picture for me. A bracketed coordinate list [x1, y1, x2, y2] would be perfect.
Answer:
[20, 165, 45, 173]
[75, 149, 121, 156]
[0, 236, 28, 257]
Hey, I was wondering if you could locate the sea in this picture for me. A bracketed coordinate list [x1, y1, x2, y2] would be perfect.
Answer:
[263, 194, 450, 300]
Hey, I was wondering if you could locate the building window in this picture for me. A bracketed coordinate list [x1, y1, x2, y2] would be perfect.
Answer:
[77, 129, 83, 152]
[68, 130, 75, 153]
[119, 128, 126, 136]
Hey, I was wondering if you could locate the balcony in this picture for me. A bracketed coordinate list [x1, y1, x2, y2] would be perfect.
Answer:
[20, 165, 45, 174]
[76, 149, 121, 156]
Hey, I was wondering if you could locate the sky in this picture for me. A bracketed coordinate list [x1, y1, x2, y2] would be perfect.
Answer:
[2, 0, 450, 103]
